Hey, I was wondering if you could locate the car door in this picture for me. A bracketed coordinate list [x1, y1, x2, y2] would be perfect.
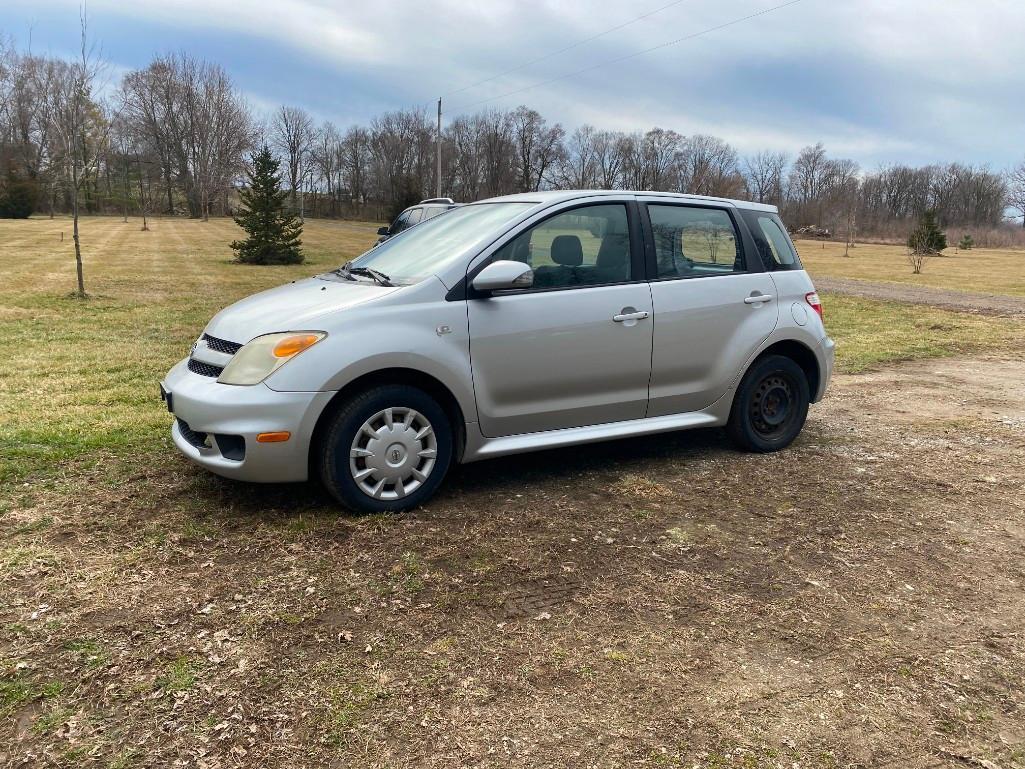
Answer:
[467, 201, 653, 438]
[641, 200, 779, 417]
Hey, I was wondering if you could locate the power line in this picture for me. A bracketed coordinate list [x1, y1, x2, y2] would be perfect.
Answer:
[449, 0, 804, 114]
[440, 0, 693, 100]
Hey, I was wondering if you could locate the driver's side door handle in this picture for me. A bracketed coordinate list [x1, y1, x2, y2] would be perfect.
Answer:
[613, 311, 650, 322]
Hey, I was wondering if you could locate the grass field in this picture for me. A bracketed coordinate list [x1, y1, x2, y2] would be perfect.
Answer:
[3, 215, 1025, 767]
[796, 237, 1025, 296]
[1, 215, 1023, 489]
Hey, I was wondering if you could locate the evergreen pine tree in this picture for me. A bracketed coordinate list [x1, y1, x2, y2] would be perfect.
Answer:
[231, 146, 304, 265]
[907, 209, 947, 255]
[0, 173, 37, 219]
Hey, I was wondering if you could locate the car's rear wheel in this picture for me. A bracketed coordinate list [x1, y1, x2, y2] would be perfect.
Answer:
[726, 354, 810, 452]
[319, 385, 452, 513]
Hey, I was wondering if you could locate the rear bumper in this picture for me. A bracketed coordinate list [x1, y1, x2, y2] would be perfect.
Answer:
[161, 358, 335, 483]
[815, 336, 835, 402]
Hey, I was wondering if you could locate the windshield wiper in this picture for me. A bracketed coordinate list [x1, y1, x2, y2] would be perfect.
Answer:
[345, 265, 394, 286]
[330, 266, 357, 281]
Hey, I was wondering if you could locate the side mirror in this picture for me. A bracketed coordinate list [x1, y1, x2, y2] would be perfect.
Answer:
[377, 226, 390, 236]
[472, 260, 534, 293]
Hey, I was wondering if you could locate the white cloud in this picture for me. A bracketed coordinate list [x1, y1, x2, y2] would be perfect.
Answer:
[3, 0, 1023, 166]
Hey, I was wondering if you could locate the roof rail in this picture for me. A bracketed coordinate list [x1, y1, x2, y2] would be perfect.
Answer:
[419, 197, 455, 205]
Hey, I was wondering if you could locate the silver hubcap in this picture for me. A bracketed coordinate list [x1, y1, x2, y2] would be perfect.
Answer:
[349, 407, 437, 500]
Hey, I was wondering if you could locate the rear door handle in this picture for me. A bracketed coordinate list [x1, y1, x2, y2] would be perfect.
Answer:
[743, 294, 774, 304]
[613, 311, 650, 322]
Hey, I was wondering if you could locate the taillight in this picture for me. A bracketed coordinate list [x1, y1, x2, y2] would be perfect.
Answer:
[805, 291, 823, 319]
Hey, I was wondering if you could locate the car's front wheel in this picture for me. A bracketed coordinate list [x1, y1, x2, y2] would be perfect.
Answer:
[318, 385, 453, 513]
[726, 354, 810, 452]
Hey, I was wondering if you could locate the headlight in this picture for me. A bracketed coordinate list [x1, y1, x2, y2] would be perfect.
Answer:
[217, 332, 326, 385]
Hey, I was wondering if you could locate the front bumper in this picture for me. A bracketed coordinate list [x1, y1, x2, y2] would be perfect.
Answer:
[161, 358, 335, 483]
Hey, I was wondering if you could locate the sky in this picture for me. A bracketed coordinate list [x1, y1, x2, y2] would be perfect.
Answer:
[2, 0, 1022, 170]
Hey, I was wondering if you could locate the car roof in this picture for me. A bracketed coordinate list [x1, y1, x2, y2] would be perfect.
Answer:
[407, 202, 457, 210]
[473, 189, 778, 213]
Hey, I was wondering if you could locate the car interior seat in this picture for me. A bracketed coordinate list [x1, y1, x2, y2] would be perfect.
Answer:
[534, 235, 582, 287]
[593, 229, 630, 284]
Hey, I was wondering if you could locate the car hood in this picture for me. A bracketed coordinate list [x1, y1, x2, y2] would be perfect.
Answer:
[204, 276, 398, 343]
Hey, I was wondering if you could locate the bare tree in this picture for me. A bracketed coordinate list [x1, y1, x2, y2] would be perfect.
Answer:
[273, 105, 314, 212]
[477, 108, 516, 198]
[643, 127, 682, 191]
[1010, 160, 1025, 228]
[449, 114, 485, 201]
[340, 126, 370, 213]
[743, 150, 788, 204]
[313, 121, 341, 216]
[41, 11, 109, 297]
[369, 108, 435, 215]
[122, 53, 252, 218]
[511, 106, 563, 192]
[788, 143, 831, 226]
[678, 134, 744, 197]
[5, 29, 1024, 244]
[592, 130, 626, 190]
[559, 124, 600, 189]
[619, 132, 647, 189]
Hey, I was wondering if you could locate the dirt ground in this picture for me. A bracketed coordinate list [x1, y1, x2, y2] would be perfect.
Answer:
[3, 352, 1025, 768]
[813, 277, 1025, 317]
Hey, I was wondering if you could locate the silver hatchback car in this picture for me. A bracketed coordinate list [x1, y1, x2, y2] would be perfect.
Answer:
[161, 191, 834, 513]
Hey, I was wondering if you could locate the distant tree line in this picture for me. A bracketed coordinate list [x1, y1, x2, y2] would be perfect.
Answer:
[3, 38, 1025, 240]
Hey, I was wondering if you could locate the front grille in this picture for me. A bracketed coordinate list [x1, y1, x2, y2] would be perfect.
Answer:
[202, 333, 243, 355]
[176, 418, 209, 449]
[188, 359, 224, 378]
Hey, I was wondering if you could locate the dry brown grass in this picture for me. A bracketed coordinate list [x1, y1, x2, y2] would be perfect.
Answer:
[3, 215, 1025, 768]
[798, 237, 1025, 296]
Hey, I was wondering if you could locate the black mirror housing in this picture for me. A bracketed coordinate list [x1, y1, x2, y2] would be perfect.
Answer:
[377, 226, 390, 236]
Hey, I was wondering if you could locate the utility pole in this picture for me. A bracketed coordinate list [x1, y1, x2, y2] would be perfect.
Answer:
[436, 97, 442, 199]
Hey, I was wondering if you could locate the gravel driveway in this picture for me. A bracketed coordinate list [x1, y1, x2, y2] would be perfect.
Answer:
[814, 276, 1025, 316]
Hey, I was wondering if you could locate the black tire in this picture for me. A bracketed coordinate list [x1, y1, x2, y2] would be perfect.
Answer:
[726, 354, 810, 453]
[318, 384, 453, 513]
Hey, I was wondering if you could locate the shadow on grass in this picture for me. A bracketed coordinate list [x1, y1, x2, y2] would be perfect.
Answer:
[192, 426, 733, 523]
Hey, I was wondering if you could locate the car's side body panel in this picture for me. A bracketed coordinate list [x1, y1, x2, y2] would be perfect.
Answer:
[265, 277, 478, 428]
[646, 273, 779, 416]
[468, 282, 654, 436]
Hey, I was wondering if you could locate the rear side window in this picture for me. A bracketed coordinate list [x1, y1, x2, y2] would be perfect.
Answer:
[647, 205, 744, 278]
[741, 211, 803, 271]
[390, 209, 412, 233]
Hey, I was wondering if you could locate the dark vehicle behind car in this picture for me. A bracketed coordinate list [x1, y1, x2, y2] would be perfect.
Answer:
[376, 198, 459, 243]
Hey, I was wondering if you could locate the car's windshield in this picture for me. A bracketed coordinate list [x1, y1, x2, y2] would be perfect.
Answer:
[347, 202, 532, 283]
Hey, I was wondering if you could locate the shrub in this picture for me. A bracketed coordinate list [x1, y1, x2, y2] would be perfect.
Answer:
[0, 174, 38, 219]
[908, 210, 947, 255]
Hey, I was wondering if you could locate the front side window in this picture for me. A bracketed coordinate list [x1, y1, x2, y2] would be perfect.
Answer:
[648, 205, 744, 278]
[490, 204, 633, 289]
[406, 207, 424, 225]
[348, 202, 532, 283]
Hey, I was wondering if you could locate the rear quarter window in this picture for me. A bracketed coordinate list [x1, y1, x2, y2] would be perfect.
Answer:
[740, 210, 803, 271]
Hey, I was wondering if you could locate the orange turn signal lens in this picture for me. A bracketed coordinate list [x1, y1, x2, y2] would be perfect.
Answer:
[272, 334, 322, 358]
[256, 431, 291, 443]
